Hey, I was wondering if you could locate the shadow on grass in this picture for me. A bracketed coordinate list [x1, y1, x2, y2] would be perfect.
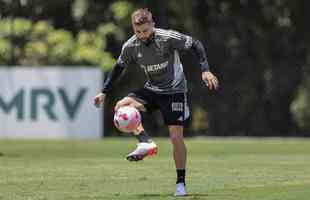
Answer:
[0, 153, 21, 158]
[136, 193, 172, 198]
[136, 193, 210, 198]
[136, 193, 236, 199]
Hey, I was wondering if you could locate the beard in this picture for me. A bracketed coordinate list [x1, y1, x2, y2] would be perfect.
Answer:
[139, 33, 154, 45]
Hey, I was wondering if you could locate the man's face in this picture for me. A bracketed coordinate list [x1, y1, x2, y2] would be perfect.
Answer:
[133, 22, 154, 43]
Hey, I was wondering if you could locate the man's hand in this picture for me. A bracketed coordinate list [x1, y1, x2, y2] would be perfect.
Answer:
[202, 71, 219, 90]
[94, 92, 106, 108]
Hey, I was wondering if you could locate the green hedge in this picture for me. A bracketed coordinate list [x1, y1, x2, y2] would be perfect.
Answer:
[0, 18, 126, 70]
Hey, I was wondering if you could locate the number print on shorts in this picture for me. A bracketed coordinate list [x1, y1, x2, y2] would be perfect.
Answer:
[171, 102, 183, 112]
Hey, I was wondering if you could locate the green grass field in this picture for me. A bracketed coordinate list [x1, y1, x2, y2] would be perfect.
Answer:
[0, 137, 309, 200]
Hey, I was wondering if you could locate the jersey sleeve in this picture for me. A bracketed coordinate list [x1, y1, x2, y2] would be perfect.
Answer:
[116, 44, 135, 68]
[168, 30, 193, 51]
[168, 30, 210, 72]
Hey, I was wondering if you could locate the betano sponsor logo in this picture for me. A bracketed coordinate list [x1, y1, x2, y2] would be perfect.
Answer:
[142, 61, 169, 72]
[0, 88, 87, 121]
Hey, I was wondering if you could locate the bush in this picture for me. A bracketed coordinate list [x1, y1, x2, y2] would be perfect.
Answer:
[47, 30, 75, 64]
[0, 39, 11, 64]
[0, 18, 121, 70]
[291, 75, 310, 131]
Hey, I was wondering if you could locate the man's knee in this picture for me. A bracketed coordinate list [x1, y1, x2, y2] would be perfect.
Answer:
[115, 97, 146, 111]
[169, 126, 184, 143]
[115, 97, 130, 108]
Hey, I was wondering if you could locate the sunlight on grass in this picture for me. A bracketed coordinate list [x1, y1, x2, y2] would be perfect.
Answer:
[0, 137, 309, 200]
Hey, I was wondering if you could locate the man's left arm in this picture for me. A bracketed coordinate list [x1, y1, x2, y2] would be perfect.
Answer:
[169, 30, 219, 90]
[190, 38, 219, 90]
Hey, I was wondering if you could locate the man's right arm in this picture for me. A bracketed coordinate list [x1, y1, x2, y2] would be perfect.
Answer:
[101, 63, 125, 94]
[94, 42, 134, 107]
[94, 63, 125, 107]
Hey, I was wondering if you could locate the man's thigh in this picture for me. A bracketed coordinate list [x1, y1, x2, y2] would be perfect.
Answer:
[127, 88, 158, 112]
[157, 93, 190, 126]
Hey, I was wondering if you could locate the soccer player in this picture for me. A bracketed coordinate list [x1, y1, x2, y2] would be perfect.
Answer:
[94, 8, 219, 196]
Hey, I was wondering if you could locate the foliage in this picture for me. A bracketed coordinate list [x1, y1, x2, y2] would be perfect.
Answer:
[110, 1, 133, 22]
[0, 18, 121, 69]
[191, 106, 209, 135]
[1, 0, 310, 135]
[0, 39, 11, 63]
[291, 72, 310, 131]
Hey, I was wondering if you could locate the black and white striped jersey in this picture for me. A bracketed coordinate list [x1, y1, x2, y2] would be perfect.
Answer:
[117, 28, 193, 94]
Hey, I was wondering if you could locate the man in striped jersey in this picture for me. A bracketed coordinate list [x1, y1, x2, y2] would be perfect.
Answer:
[94, 8, 219, 196]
